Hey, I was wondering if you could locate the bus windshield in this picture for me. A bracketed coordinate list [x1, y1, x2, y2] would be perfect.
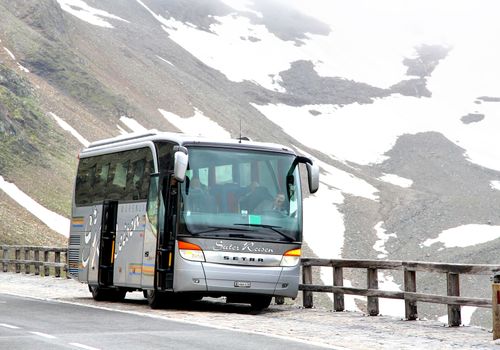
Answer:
[178, 147, 302, 243]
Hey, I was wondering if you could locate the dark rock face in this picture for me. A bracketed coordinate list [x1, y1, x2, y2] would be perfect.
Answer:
[390, 45, 450, 98]
[403, 45, 450, 78]
[250, 0, 331, 45]
[390, 78, 431, 98]
[478, 96, 500, 102]
[461, 113, 485, 124]
[278, 60, 389, 105]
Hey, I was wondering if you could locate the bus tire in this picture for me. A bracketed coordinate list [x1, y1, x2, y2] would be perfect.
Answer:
[250, 296, 272, 310]
[147, 289, 165, 309]
[89, 285, 111, 301]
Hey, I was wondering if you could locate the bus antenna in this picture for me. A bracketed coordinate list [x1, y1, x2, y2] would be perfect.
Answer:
[239, 117, 242, 143]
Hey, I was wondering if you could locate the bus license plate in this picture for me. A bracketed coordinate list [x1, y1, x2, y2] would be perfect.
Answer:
[234, 281, 251, 288]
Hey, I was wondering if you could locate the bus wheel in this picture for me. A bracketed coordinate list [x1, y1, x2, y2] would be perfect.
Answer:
[146, 290, 165, 309]
[250, 296, 272, 310]
[89, 285, 110, 301]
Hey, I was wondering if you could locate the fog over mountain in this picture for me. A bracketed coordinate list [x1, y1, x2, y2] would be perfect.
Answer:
[1, 0, 500, 325]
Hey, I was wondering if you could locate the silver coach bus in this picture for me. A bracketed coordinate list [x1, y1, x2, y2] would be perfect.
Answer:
[68, 131, 319, 310]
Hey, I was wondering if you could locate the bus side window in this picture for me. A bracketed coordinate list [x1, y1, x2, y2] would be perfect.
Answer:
[94, 161, 110, 203]
[108, 158, 129, 201]
[75, 147, 154, 205]
[75, 158, 95, 206]
[126, 148, 154, 201]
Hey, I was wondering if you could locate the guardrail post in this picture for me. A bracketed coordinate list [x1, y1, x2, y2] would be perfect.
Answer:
[2, 247, 8, 272]
[63, 250, 69, 278]
[34, 249, 40, 276]
[447, 272, 461, 326]
[24, 248, 30, 274]
[43, 250, 49, 276]
[302, 264, 313, 308]
[15, 248, 21, 273]
[55, 251, 61, 278]
[404, 268, 418, 320]
[367, 268, 379, 316]
[333, 266, 345, 311]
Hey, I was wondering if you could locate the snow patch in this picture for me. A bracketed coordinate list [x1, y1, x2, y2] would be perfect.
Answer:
[491, 181, 500, 191]
[156, 55, 174, 67]
[17, 64, 29, 73]
[288, 0, 500, 88]
[159, 14, 300, 92]
[379, 174, 413, 188]
[219, 0, 263, 18]
[422, 224, 500, 248]
[378, 272, 405, 318]
[49, 112, 89, 147]
[136, 0, 171, 28]
[119, 116, 148, 133]
[438, 306, 477, 326]
[303, 181, 344, 259]
[294, 146, 378, 201]
[116, 124, 129, 135]
[3, 47, 15, 60]
[3, 46, 30, 73]
[252, 93, 500, 172]
[158, 108, 231, 139]
[373, 222, 397, 259]
[0, 176, 69, 237]
[57, 0, 129, 28]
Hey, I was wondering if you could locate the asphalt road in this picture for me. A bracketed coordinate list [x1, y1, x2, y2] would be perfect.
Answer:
[0, 294, 330, 350]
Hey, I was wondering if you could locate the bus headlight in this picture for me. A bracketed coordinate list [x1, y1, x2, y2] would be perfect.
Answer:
[280, 248, 301, 267]
[178, 241, 205, 262]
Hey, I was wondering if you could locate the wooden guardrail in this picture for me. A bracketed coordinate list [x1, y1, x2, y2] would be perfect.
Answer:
[300, 258, 500, 327]
[2, 245, 498, 328]
[1, 245, 67, 277]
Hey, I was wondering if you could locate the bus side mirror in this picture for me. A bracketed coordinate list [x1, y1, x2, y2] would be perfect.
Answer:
[174, 151, 188, 182]
[306, 162, 319, 194]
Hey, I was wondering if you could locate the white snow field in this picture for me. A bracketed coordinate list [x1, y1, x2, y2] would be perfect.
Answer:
[49, 112, 90, 147]
[159, 108, 231, 139]
[57, 0, 129, 28]
[0, 176, 69, 237]
[422, 224, 500, 248]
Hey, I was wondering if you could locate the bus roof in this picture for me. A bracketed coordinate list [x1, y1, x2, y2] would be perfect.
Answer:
[81, 130, 296, 156]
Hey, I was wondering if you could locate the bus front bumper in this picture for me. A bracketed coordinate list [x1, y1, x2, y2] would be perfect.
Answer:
[174, 260, 300, 298]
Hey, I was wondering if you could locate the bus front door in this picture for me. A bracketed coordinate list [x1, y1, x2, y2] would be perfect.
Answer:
[98, 200, 118, 286]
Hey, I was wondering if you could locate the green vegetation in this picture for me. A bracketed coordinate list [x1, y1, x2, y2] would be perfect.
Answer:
[0, 65, 47, 172]
[0, 63, 73, 213]
[25, 43, 131, 118]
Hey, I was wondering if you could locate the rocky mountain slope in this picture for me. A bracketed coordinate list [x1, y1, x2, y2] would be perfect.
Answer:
[1, 0, 500, 325]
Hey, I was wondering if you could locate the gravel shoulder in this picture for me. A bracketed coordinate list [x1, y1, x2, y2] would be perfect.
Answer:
[0, 273, 497, 349]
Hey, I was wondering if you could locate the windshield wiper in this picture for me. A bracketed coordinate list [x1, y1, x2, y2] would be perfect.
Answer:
[191, 226, 252, 235]
[234, 224, 295, 242]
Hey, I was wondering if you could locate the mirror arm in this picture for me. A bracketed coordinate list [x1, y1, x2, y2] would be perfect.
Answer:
[173, 145, 188, 154]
